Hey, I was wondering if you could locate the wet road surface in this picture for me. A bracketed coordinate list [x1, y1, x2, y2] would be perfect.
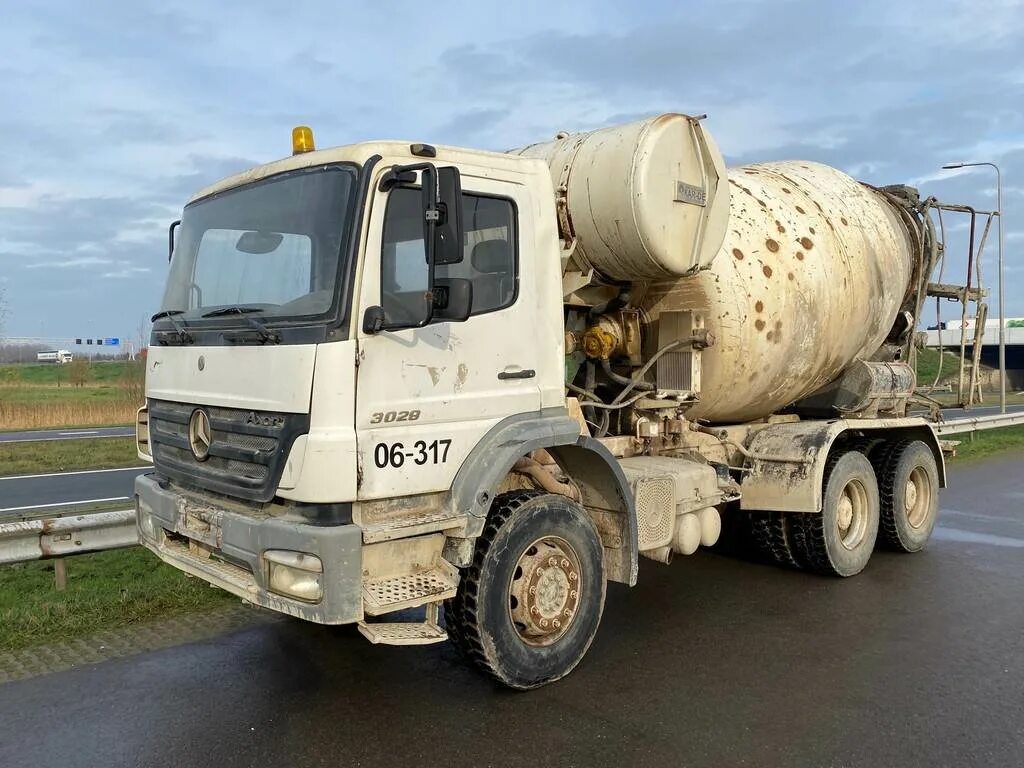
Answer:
[0, 466, 148, 516]
[0, 426, 135, 444]
[0, 453, 1022, 767]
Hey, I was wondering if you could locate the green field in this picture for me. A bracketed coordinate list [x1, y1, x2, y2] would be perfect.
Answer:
[949, 425, 1024, 461]
[0, 361, 141, 429]
[0, 548, 233, 652]
[0, 438, 143, 477]
[914, 347, 962, 387]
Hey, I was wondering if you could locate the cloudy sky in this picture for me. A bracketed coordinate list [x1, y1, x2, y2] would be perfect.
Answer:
[2, 0, 1022, 346]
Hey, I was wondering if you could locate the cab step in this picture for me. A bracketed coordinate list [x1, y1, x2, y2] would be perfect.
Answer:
[361, 559, 459, 616]
[357, 603, 448, 646]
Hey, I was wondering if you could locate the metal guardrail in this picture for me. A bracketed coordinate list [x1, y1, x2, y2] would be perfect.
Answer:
[0, 509, 137, 566]
[1, 412, 1023, 568]
[934, 411, 1024, 435]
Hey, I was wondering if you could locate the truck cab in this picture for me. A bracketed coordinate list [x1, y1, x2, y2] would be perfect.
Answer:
[137, 132, 626, 687]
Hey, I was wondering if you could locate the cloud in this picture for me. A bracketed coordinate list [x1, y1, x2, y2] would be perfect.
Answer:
[0, 0, 1023, 340]
[101, 266, 151, 279]
[25, 256, 114, 269]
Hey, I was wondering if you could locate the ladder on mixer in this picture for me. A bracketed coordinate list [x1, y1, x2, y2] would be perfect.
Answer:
[925, 203, 995, 408]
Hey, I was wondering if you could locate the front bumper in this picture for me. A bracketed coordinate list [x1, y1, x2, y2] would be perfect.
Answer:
[134, 473, 362, 624]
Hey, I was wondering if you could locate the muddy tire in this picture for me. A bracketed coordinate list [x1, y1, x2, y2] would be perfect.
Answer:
[790, 451, 879, 577]
[444, 490, 606, 689]
[873, 440, 939, 553]
[748, 511, 802, 569]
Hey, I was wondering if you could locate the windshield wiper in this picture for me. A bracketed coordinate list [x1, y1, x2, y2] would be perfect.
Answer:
[150, 309, 194, 345]
[201, 306, 265, 318]
[223, 316, 281, 345]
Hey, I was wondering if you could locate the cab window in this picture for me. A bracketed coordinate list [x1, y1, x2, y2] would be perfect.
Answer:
[380, 188, 517, 326]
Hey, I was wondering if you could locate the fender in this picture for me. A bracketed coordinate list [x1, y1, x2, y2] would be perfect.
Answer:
[739, 416, 946, 513]
[449, 409, 638, 585]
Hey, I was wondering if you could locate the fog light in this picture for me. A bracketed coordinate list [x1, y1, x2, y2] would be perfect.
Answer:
[137, 499, 156, 540]
[264, 550, 323, 602]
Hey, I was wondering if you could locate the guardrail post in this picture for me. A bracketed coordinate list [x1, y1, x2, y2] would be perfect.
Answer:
[54, 558, 67, 591]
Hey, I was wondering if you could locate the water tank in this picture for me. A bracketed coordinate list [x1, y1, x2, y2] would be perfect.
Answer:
[641, 161, 917, 423]
[511, 114, 730, 280]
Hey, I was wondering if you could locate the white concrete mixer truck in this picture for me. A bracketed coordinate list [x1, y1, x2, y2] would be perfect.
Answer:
[135, 115, 957, 688]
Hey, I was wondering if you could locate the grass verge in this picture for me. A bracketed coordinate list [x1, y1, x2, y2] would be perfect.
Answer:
[949, 425, 1024, 461]
[0, 548, 233, 652]
[0, 438, 144, 477]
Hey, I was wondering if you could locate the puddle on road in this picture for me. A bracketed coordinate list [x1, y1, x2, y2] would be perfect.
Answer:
[932, 526, 1024, 548]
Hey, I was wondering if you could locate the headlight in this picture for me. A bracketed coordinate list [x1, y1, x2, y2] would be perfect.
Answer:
[264, 550, 323, 603]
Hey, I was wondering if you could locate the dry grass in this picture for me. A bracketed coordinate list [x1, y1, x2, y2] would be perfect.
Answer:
[0, 360, 143, 430]
[0, 400, 139, 430]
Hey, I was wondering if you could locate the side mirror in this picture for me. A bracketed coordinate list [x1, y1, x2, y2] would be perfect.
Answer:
[433, 167, 463, 265]
[168, 220, 181, 263]
[433, 278, 473, 323]
[362, 305, 386, 334]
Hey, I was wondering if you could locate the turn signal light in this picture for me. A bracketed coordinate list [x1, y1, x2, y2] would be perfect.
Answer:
[292, 126, 315, 155]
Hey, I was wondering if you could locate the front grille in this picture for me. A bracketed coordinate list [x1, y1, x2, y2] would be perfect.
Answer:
[148, 399, 309, 502]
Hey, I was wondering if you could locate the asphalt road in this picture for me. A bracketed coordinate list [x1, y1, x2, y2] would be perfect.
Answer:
[1, 453, 1022, 767]
[0, 466, 147, 516]
[0, 426, 135, 444]
[935, 403, 1024, 419]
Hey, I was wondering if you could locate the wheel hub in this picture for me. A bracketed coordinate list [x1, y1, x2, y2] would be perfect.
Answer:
[508, 536, 581, 647]
[837, 480, 868, 550]
[905, 467, 931, 529]
[904, 479, 918, 512]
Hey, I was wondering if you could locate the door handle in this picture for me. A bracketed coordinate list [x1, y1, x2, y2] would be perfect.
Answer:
[497, 369, 536, 380]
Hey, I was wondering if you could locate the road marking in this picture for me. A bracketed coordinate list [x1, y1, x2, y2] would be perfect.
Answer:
[0, 466, 149, 481]
[59, 430, 99, 435]
[0, 496, 132, 513]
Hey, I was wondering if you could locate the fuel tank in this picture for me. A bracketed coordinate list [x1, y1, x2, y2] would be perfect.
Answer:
[641, 161, 916, 423]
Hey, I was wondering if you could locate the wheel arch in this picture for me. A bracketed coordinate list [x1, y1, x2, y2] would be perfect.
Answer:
[739, 417, 946, 514]
[449, 410, 638, 585]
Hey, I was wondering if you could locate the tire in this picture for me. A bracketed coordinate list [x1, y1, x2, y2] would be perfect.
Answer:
[748, 511, 802, 569]
[444, 490, 606, 689]
[790, 451, 880, 577]
[873, 440, 939, 553]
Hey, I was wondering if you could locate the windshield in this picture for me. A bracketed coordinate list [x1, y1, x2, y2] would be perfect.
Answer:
[160, 165, 358, 323]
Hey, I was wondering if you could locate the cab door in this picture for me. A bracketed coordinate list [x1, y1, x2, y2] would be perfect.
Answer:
[353, 166, 542, 500]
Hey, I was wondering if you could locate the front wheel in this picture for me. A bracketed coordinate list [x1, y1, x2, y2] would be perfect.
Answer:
[445, 490, 606, 689]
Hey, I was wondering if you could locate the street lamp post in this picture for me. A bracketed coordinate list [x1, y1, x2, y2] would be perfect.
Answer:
[941, 161, 1006, 414]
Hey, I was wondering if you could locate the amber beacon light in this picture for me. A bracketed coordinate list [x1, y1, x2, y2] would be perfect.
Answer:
[292, 126, 315, 155]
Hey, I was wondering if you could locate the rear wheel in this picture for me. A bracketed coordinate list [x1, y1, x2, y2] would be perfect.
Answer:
[873, 440, 939, 553]
[748, 511, 802, 569]
[445, 490, 606, 689]
[790, 451, 879, 577]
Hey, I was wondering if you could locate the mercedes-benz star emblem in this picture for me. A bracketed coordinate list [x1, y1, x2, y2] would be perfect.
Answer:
[188, 409, 212, 461]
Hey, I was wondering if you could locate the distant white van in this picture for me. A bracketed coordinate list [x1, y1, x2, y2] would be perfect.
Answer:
[36, 350, 73, 364]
